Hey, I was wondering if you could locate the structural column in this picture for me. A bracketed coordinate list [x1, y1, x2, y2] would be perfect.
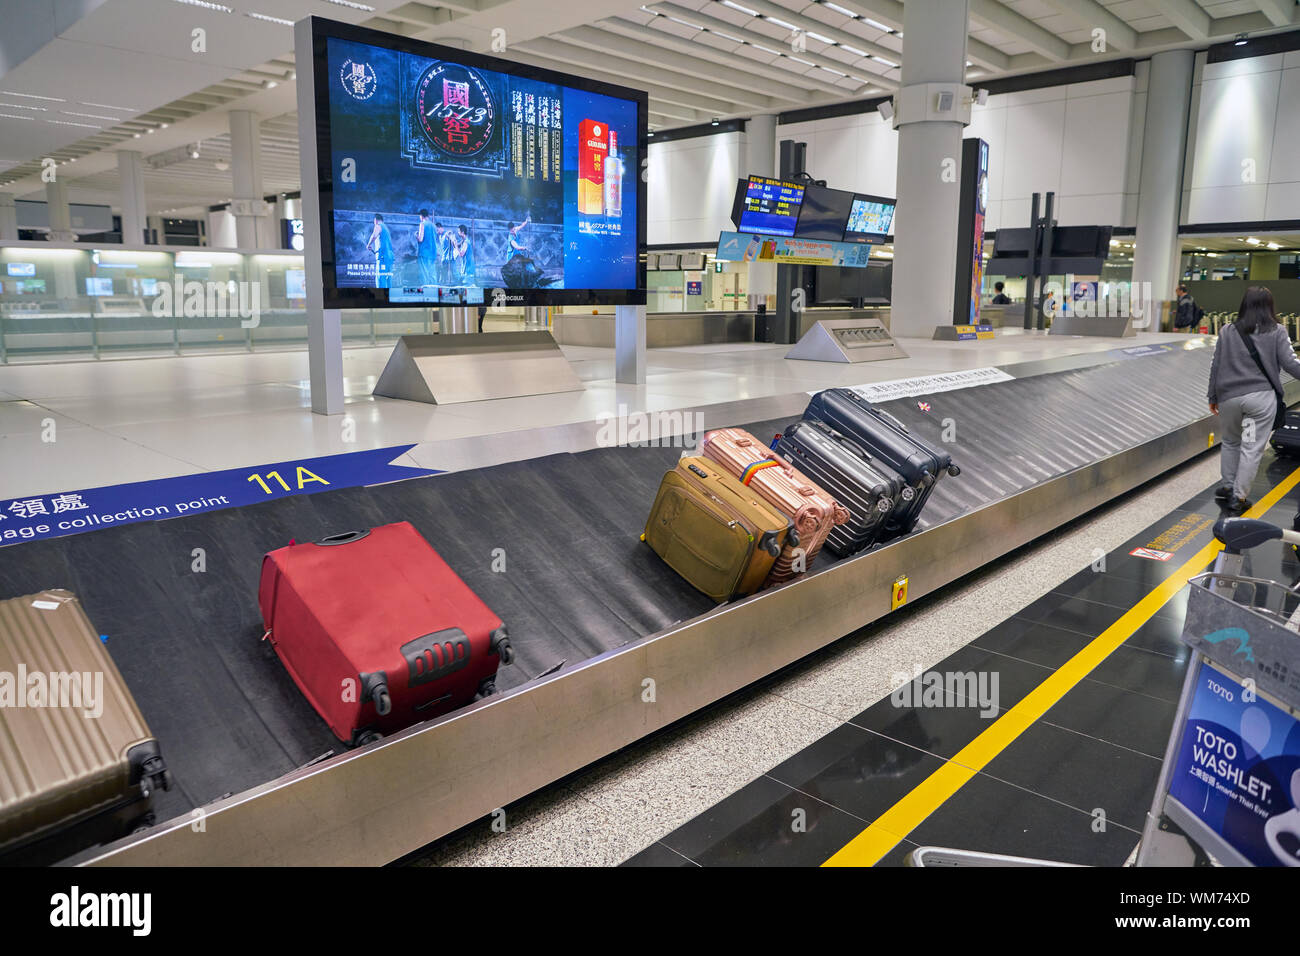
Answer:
[888, 0, 971, 338]
[117, 150, 148, 246]
[229, 109, 269, 249]
[0, 193, 16, 241]
[45, 179, 76, 243]
[744, 113, 777, 179]
[1132, 50, 1195, 316]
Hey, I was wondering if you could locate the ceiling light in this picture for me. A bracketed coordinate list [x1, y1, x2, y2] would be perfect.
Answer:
[1235, 33, 1248, 45]
[262, 79, 278, 89]
[840, 44, 867, 57]
[1, 90, 65, 102]
[171, 0, 234, 10]
[823, 2, 858, 17]
[160, 122, 169, 128]
[61, 110, 119, 120]
[1267, 242, 1280, 250]
[0, 113, 35, 121]
[806, 31, 834, 44]
[323, 0, 376, 10]
[822, 66, 846, 76]
[722, 0, 758, 14]
[765, 16, 796, 30]
[132, 132, 141, 138]
[247, 11, 294, 25]
[788, 55, 814, 66]
[1246, 237, 1260, 245]
[752, 43, 782, 56]
[665, 15, 701, 28]
[46, 119, 101, 128]
[863, 18, 893, 32]
[713, 30, 744, 42]
[872, 56, 899, 68]
[80, 101, 135, 111]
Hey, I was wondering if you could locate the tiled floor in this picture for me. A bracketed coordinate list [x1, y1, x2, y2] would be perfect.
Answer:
[0, 328, 1185, 500]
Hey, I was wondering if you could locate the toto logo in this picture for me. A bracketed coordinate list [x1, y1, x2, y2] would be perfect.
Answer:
[340, 59, 377, 100]
[415, 62, 494, 156]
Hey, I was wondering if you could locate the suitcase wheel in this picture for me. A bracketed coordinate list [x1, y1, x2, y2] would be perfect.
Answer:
[490, 626, 514, 665]
[352, 730, 383, 748]
[474, 678, 497, 701]
[947, 463, 961, 477]
[373, 687, 392, 716]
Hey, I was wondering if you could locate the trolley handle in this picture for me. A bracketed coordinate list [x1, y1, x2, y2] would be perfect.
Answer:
[1213, 517, 1300, 553]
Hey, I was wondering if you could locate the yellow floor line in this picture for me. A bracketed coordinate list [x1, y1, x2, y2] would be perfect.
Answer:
[823, 468, 1300, 867]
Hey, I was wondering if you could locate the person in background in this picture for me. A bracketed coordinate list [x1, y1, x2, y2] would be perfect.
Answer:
[477, 303, 488, 333]
[415, 210, 438, 286]
[454, 224, 475, 285]
[1208, 286, 1300, 514]
[1174, 284, 1202, 332]
[365, 214, 393, 289]
[991, 281, 1012, 305]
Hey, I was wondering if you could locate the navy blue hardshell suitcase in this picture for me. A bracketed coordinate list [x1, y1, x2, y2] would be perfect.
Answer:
[803, 388, 960, 537]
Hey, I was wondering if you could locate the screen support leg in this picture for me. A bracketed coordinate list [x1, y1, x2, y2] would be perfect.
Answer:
[308, 306, 344, 416]
[615, 304, 646, 385]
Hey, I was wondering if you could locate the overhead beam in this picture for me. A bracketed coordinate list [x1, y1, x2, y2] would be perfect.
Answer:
[516, 36, 774, 113]
[1144, 0, 1212, 40]
[640, 2, 898, 90]
[1036, 0, 1138, 50]
[828, 0, 1010, 72]
[1255, 0, 1297, 28]
[969, 0, 1071, 61]
[698, 0, 912, 71]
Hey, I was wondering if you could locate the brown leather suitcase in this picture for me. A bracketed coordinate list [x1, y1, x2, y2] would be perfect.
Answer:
[643, 457, 797, 602]
[0, 590, 171, 863]
[701, 427, 849, 584]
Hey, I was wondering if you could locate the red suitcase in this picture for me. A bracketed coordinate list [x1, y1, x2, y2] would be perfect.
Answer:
[258, 522, 513, 746]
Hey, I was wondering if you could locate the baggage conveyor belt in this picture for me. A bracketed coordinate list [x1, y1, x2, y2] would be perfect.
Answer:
[0, 338, 1263, 865]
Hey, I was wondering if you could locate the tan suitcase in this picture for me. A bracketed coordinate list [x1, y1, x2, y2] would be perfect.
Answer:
[701, 427, 850, 584]
[0, 590, 171, 862]
[642, 457, 796, 602]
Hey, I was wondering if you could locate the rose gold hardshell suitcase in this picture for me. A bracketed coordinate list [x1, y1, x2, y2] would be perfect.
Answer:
[702, 428, 850, 584]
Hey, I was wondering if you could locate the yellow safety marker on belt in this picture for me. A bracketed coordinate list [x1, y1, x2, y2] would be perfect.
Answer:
[823, 465, 1300, 867]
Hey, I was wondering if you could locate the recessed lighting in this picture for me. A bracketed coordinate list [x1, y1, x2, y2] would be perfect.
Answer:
[665, 14, 701, 29]
[46, 119, 101, 128]
[0, 113, 35, 120]
[323, 0, 375, 9]
[263, 79, 278, 89]
[823, 2, 858, 17]
[1246, 237, 1260, 245]
[1, 90, 65, 102]
[1235, 33, 1248, 46]
[171, 0, 234, 10]
[806, 31, 834, 44]
[711, 117, 719, 126]
[61, 110, 119, 120]
[722, 0, 758, 14]
[863, 18, 894, 33]
[840, 44, 867, 57]
[80, 101, 136, 111]
[872, 56, 899, 68]
[1267, 242, 1280, 250]
[247, 11, 294, 25]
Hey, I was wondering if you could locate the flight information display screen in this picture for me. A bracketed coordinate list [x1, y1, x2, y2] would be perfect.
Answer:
[736, 177, 805, 237]
[309, 18, 647, 307]
[844, 195, 896, 243]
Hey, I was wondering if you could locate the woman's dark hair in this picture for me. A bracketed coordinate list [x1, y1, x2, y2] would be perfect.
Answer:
[1236, 286, 1278, 335]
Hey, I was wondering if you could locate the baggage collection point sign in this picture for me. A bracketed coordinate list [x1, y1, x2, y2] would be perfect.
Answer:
[0, 445, 439, 546]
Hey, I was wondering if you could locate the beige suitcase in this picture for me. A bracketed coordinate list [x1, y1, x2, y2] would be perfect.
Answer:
[0, 590, 171, 863]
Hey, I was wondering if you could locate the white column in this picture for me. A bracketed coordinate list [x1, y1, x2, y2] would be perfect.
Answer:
[294, 19, 344, 415]
[1132, 49, 1195, 315]
[45, 179, 76, 243]
[888, 0, 971, 338]
[117, 150, 148, 246]
[0, 193, 16, 241]
[615, 304, 646, 385]
[146, 214, 165, 245]
[229, 109, 268, 250]
[744, 113, 777, 179]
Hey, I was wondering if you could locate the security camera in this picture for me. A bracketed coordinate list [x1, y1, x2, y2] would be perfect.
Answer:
[878, 99, 894, 122]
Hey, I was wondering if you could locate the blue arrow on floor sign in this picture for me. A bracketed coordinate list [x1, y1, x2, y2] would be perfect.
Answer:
[0, 445, 440, 547]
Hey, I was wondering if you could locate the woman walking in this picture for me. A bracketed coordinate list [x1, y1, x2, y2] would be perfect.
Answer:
[1208, 286, 1300, 513]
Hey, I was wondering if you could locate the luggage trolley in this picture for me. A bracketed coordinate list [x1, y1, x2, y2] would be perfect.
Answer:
[1136, 517, 1300, 867]
[908, 517, 1300, 867]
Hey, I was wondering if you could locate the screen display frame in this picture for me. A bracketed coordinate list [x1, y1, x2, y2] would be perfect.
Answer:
[843, 192, 897, 244]
[795, 184, 854, 241]
[306, 17, 649, 309]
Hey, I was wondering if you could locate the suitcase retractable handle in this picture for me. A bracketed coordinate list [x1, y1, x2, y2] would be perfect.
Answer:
[316, 530, 371, 546]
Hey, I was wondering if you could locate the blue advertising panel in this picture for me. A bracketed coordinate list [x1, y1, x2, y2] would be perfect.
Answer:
[311, 19, 645, 308]
[1167, 666, 1300, 866]
[715, 230, 871, 267]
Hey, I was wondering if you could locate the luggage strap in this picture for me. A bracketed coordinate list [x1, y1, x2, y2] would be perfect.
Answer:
[740, 459, 781, 485]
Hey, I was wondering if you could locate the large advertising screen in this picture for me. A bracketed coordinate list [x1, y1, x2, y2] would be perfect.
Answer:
[307, 19, 647, 308]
